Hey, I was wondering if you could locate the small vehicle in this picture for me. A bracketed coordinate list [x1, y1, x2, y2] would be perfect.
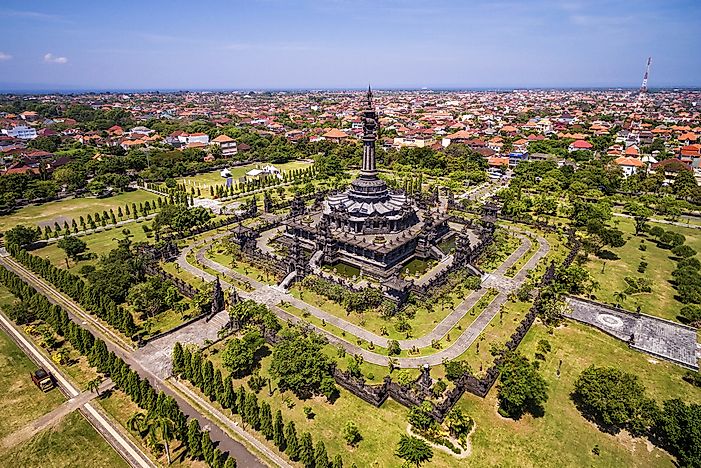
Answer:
[31, 368, 55, 392]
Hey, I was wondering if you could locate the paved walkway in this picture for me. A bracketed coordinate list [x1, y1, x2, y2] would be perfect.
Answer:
[176, 225, 550, 367]
[565, 296, 699, 370]
[1, 379, 115, 449]
[134, 310, 230, 379]
[0, 310, 154, 468]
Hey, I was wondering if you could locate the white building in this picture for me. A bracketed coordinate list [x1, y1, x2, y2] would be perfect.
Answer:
[3, 125, 37, 140]
[178, 132, 210, 145]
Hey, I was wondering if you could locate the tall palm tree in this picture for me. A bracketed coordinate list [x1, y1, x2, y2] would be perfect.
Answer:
[86, 377, 102, 396]
[147, 415, 175, 465]
[613, 290, 627, 307]
[126, 412, 148, 436]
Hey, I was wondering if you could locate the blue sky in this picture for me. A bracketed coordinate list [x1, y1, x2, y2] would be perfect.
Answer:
[0, 0, 699, 90]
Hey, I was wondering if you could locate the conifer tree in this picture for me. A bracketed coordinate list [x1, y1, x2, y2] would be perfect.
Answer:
[244, 392, 260, 430]
[331, 454, 343, 468]
[201, 431, 214, 465]
[223, 456, 236, 468]
[212, 448, 223, 468]
[300, 432, 314, 468]
[187, 419, 202, 459]
[182, 348, 192, 379]
[214, 369, 225, 401]
[234, 387, 246, 415]
[273, 409, 285, 450]
[191, 352, 203, 387]
[173, 342, 184, 376]
[202, 360, 215, 396]
[284, 421, 299, 460]
[259, 401, 273, 440]
[222, 377, 235, 410]
[314, 440, 329, 468]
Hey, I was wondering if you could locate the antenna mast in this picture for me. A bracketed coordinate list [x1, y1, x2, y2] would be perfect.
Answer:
[640, 57, 651, 94]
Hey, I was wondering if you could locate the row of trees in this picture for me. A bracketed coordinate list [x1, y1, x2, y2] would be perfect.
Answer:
[173, 343, 343, 468]
[0, 263, 237, 467]
[9, 245, 138, 336]
[572, 365, 701, 467]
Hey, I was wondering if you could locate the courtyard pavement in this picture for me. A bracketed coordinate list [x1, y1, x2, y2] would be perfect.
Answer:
[565, 296, 699, 370]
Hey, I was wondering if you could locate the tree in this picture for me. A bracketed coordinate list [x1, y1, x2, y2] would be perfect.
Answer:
[613, 290, 627, 307]
[572, 365, 657, 435]
[408, 401, 436, 432]
[259, 401, 273, 440]
[673, 168, 698, 199]
[268, 328, 336, 400]
[127, 276, 180, 318]
[342, 421, 362, 446]
[443, 359, 471, 381]
[201, 431, 214, 465]
[57, 235, 88, 262]
[625, 202, 653, 236]
[331, 454, 343, 468]
[187, 419, 203, 460]
[445, 408, 473, 440]
[314, 440, 329, 468]
[172, 342, 185, 377]
[672, 244, 697, 259]
[86, 377, 102, 395]
[652, 399, 701, 467]
[395, 434, 433, 468]
[284, 421, 299, 460]
[221, 330, 265, 377]
[5, 224, 40, 248]
[660, 231, 686, 249]
[497, 352, 548, 419]
[148, 414, 175, 465]
[273, 409, 286, 450]
[299, 432, 315, 468]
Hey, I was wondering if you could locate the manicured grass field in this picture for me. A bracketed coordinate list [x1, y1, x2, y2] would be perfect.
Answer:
[200, 336, 461, 468]
[0, 411, 129, 467]
[0, 325, 65, 439]
[0, 190, 160, 232]
[456, 320, 701, 467]
[31, 220, 154, 274]
[177, 160, 313, 198]
[585, 217, 701, 321]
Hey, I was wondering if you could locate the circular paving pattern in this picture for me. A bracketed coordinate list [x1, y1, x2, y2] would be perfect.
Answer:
[596, 313, 624, 329]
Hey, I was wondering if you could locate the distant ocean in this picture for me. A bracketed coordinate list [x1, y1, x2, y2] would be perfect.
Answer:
[0, 85, 699, 95]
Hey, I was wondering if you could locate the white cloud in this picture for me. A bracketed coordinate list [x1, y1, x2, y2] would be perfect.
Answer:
[43, 53, 68, 64]
[0, 52, 12, 61]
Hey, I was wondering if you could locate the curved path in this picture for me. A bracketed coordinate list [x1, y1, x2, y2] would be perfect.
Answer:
[178, 225, 550, 367]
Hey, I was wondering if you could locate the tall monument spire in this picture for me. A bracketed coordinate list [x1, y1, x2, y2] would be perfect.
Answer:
[361, 85, 378, 175]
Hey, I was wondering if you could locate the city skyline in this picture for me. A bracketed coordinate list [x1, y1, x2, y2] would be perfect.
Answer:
[1, 0, 700, 91]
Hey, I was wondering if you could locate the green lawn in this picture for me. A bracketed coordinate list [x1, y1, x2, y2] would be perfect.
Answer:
[0, 190, 160, 232]
[585, 217, 701, 321]
[0, 326, 65, 439]
[0, 411, 129, 467]
[31, 220, 154, 274]
[200, 336, 460, 468]
[456, 320, 701, 467]
[177, 160, 313, 198]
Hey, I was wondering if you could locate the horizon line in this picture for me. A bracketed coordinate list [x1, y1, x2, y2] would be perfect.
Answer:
[1, 85, 701, 96]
